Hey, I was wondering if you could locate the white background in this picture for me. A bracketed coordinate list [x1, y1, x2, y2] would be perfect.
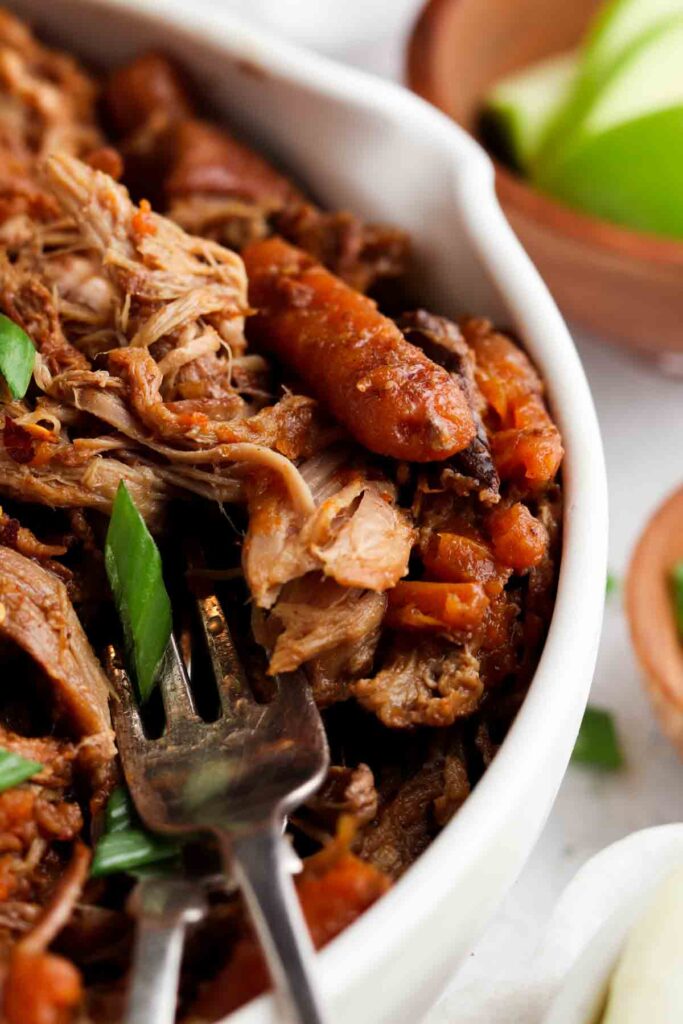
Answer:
[167, 1, 683, 1016]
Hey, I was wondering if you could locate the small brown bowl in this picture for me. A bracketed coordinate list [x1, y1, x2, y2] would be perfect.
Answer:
[627, 486, 683, 758]
[407, 0, 683, 356]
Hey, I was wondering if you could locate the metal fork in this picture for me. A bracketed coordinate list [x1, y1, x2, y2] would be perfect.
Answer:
[108, 583, 330, 1024]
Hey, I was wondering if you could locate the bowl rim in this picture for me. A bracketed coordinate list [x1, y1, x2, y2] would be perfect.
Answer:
[407, 0, 683, 268]
[19, 0, 608, 1017]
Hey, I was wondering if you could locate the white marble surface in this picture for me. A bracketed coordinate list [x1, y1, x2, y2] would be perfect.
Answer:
[160, 1, 683, 1016]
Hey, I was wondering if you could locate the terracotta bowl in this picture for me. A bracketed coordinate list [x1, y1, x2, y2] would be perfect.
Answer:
[407, 0, 683, 356]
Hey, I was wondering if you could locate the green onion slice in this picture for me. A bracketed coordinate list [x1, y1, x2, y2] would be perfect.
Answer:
[105, 481, 172, 702]
[0, 748, 42, 793]
[91, 829, 180, 878]
[605, 572, 619, 598]
[572, 706, 623, 770]
[0, 314, 35, 399]
[670, 560, 683, 642]
[105, 786, 136, 834]
[92, 787, 181, 878]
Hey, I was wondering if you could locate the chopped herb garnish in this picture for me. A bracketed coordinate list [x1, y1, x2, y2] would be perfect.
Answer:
[670, 560, 683, 642]
[91, 787, 181, 878]
[105, 481, 172, 702]
[0, 314, 35, 399]
[0, 748, 42, 793]
[572, 706, 623, 770]
[605, 572, 619, 598]
[91, 829, 180, 877]
[105, 785, 135, 834]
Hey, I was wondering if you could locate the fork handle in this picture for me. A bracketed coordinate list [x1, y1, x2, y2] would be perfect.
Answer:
[224, 823, 328, 1024]
[125, 878, 206, 1024]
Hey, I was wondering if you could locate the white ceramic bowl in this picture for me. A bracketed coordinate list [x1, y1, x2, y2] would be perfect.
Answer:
[7, 2, 608, 1020]
[541, 826, 683, 1024]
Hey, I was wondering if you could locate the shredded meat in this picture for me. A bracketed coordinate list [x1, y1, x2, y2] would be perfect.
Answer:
[104, 52, 410, 293]
[243, 451, 413, 609]
[352, 636, 483, 729]
[305, 764, 378, 829]
[358, 735, 470, 878]
[3, 842, 90, 1024]
[0, 9, 101, 255]
[274, 202, 410, 294]
[43, 152, 247, 358]
[265, 577, 387, 676]
[0, 410, 174, 528]
[0, 728, 82, 906]
[0, 546, 114, 754]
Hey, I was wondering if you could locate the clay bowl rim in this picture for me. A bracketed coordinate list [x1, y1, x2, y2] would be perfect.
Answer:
[406, 0, 683, 270]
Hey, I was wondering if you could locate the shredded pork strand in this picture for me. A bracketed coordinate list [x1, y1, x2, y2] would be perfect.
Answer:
[0, 546, 114, 753]
[352, 637, 483, 729]
[266, 578, 387, 676]
[243, 459, 413, 608]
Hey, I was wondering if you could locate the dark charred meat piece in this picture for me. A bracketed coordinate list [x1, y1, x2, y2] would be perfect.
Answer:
[305, 764, 378, 830]
[165, 120, 304, 207]
[105, 52, 194, 138]
[357, 733, 470, 879]
[274, 202, 410, 294]
[398, 310, 499, 502]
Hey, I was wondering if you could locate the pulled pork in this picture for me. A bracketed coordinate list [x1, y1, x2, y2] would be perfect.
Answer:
[0, 14, 564, 1024]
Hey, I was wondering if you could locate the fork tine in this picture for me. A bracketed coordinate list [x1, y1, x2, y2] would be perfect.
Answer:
[194, 590, 255, 713]
[105, 645, 146, 748]
[158, 636, 199, 728]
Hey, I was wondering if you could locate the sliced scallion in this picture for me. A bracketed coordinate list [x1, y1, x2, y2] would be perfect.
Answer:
[105, 481, 172, 702]
[104, 786, 136, 834]
[0, 748, 42, 793]
[91, 787, 181, 878]
[91, 829, 180, 878]
[0, 314, 35, 399]
[670, 560, 683, 642]
[572, 706, 623, 771]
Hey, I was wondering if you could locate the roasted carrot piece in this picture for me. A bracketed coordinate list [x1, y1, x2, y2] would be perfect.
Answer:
[488, 502, 548, 571]
[468, 324, 542, 425]
[243, 238, 476, 462]
[385, 580, 489, 632]
[422, 532, 503, 590]
[4, 950, 82, 1024]
[491, 428, 563, 488]
[462, 319, 563, 487]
